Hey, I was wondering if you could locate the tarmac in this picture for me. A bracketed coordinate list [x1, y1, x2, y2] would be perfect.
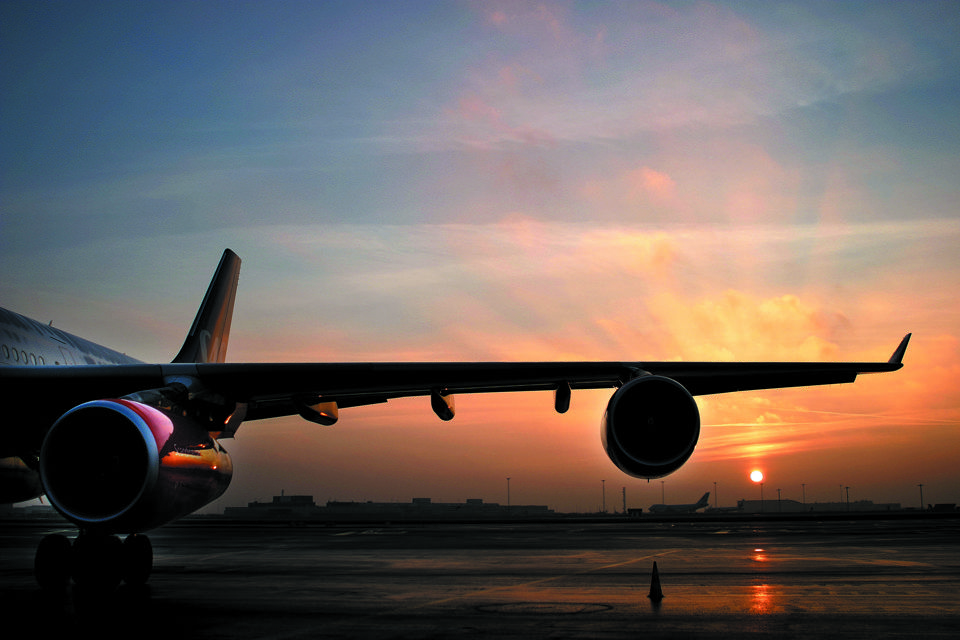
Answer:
[1, 515, 959, 639]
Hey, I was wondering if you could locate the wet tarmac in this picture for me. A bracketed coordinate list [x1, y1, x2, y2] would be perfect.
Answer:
[2, 515, 959, 638]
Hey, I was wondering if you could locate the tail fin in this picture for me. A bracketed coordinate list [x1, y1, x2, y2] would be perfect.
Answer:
[172, 249, 241, 364]
[699, 492, 710, 506]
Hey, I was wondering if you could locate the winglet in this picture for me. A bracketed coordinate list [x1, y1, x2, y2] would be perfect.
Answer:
[172, 249, 242, 364]
[888, 333, 911, 365]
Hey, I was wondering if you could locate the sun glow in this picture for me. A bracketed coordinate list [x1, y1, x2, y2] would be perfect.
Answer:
[750, 470, 764, 483]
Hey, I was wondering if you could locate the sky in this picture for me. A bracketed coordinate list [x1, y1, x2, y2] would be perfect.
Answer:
[2, 1, 959, 513]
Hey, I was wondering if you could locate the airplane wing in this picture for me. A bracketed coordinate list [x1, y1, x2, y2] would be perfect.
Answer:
[1, 333, 909, 427]
[201, 339, 908, 421]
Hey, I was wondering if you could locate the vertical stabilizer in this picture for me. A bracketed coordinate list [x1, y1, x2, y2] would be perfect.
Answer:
[172, 249, 241, 364]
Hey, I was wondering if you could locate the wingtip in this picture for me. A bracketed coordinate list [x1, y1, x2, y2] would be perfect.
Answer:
[888, 333, 911, 365]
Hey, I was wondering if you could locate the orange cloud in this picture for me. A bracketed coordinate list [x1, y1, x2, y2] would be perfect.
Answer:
[627, 166, 677, 204]
[580, 164, 686, 222]
[648, 290, 850, 361]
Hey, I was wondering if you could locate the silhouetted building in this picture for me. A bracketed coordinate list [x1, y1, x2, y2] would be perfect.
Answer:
[736, 499, 901, 514]
[737, 498, 805, 513]
[224, 494, 321, 519]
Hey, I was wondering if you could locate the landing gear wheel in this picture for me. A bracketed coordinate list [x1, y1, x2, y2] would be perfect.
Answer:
[72, 534, 123, 591]
[34, 533, 72, 590]
[123, 533, 153, 585]
[34, 532, 156, 590]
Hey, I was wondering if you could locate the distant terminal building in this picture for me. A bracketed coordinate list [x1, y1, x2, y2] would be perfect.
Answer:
[735, 498, 804, 514]
[224, 496, 555, 521]
[736, 499, 902, 514]
[224, 494, 320, 520]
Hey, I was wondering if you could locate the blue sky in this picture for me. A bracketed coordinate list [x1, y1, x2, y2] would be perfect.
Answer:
[2, 1, 959, 511]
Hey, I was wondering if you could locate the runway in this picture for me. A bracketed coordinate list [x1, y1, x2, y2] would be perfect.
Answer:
[2, 515, 959, 638]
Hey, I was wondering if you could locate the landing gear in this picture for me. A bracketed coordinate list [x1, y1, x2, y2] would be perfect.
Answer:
[34, 532, 153, 590]
[34, 533, 72, 590]
[72, 533, 123, 589]
[122, 533, 153, 586]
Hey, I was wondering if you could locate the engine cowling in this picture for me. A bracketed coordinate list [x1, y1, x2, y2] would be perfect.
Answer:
[39, 399, 232, 532]
[601, 375, 700, 478]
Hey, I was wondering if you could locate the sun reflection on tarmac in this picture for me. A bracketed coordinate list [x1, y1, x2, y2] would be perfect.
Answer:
[750, 583, 773, 614]
[749, 546, 775, 614]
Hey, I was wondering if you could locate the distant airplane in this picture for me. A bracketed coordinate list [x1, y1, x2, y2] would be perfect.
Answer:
[0, 249, 910, 589]
[649, 491, 711, 514]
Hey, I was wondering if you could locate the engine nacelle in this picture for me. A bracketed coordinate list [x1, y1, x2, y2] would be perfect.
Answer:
[39, 399, 232, 532]
[601, 375, 700, 479]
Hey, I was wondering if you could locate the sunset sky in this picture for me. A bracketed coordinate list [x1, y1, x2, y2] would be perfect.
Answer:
[2, 1, 958, 513]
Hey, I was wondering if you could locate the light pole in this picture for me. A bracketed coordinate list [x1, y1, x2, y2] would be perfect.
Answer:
[918, 483, 924, 511]
[845, 486, 850, 510]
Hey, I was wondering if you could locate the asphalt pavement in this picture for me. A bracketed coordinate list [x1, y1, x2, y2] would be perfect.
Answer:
[1, 515, 958, 639]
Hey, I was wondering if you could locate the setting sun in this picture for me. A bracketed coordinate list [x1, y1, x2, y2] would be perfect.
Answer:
[750, 470, 764, 483]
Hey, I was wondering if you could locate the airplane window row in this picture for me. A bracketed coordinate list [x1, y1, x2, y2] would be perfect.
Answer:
[1, 344, 45, 365]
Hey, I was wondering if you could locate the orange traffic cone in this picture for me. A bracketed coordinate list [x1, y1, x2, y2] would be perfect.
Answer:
[648, 561, 664, 602]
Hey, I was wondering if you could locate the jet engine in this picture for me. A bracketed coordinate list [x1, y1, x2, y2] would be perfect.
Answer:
[601, 375, 700, 478]
[39, 398, 232, 532]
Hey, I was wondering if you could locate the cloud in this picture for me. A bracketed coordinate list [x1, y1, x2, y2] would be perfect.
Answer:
[446, 92, 557, 149]
[629, 166, 677, 203]
[481, 2, 576, 44]
[648, 290, 849, 362]
[580, 165, 680, 215]
[432, 0, 950, 158]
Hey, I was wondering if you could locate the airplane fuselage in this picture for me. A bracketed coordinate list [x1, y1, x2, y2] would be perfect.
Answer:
[648, 492, 710, 514]
[0, 307, 141, 368]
